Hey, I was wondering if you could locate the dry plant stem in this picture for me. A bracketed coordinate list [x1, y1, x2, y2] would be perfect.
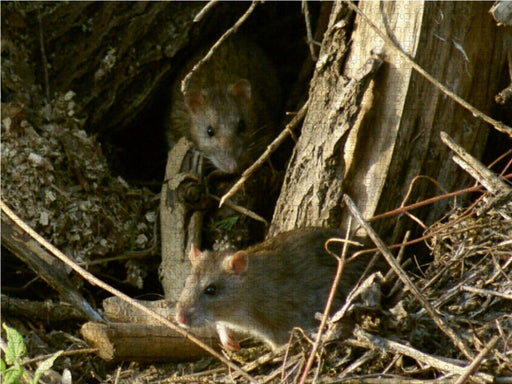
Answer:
[453, 335, 500, 384]
[461, 285, 512, 301]
[22, 348, 98, 366]
[355, 330, 494, 383]
[369, 184, 483, 222]
[0, 201, 257, 384]
[339, 349, 380, 377]
[231, 345, 287, 380]
[302, 0, 318, 61]
[344, 1, 512, 138]
[402, 175, 449, 207]
[490, 149, 512, 174]
[364, 190, 490, 265]
[163, 368, 226, 382]
[37, 9, 50, 100]
[441, 131, 512, 194]
[329, 379, 453, 384]
[259, 355, 301, 384]
[219, 100, 309, 207]
[500, 155, 512, 177]
[193, 0, 219, 23]
[298, 229, 353, 384]
[181, 0, 259, 94]
[209, 193, 268, 225]
[343, 194, 475, 361]
[113, 367, 121, 384]
[369, 172, 511, 223]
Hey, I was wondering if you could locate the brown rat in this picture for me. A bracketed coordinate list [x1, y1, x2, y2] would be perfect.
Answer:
[167, 35, 282, 174]
[174, 228, 374, 351]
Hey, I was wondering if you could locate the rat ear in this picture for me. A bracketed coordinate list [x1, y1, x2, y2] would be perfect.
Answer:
[229, 79, 251, 104]
[226, 251, 248, 275]
[184, 90, 205, 112]
[188, 244, 202, 262]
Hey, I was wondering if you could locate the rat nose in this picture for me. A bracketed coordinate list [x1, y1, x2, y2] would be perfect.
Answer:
[222, 157, 240, 174]
[175, 311, 189, 327]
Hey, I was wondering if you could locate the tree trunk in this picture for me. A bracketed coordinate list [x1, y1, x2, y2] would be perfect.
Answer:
[270, 1, 509, 242]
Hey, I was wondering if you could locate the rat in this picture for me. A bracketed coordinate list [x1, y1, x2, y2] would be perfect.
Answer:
[167, 35, 282, 174]
[174, 227, 373, 351]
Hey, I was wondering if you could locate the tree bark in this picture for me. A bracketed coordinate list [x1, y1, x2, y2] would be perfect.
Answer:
[270, 1, 509, 242]
[81, 321, 217, 362]
[21, 2, 247, 134]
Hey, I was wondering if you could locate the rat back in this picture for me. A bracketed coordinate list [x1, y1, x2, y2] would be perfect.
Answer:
[175, 228, 374, 350]
[239, 228, 370, 345]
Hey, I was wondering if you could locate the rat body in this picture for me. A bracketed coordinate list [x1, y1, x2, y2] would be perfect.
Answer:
[175, 228, 372, 351]
[167, 36, 282, 174]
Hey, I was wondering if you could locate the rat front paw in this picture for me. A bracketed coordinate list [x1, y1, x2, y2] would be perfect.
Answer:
[216, 323, 240, 351]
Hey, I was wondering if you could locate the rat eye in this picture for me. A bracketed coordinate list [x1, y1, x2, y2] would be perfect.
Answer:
[207, 126, 215, 137]
[204, 284, 217, 296]
[237, 119, 246, 133]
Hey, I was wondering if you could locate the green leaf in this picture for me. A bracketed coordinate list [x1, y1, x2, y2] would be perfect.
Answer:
[3, 364, 24, 384]
[214, 216, 239, 230]
[1, 359, 6, 375]
[2, 324, 27, 365]
[32, 350, 63, 384]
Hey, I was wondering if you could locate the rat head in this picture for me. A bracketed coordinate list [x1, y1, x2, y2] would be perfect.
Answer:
[184, 79, 255, 173]
[175, 245, 249, 330]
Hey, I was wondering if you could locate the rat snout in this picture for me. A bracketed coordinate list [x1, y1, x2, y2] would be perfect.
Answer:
[175, 309, 191, 328]
[212, 134, 243, 174]
[221, 157, 240, 174]
[209, 152, 241, 174]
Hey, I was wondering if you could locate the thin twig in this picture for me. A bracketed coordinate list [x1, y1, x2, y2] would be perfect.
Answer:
[193, 0, 220, 23]
[298, 221, 356, 384]
[453, 335, 500, 384]
[369, 172, 512, 223]
[343, 194, 475, 361]
[461, 286, 512, 301]
[219, 100, 309, 207]
[338, 349, 380, 377]
[209, 193, 267, 225]
[344, 1, 512, 138]
[354, 330, 494, 383]
[37, 8, 50, 101]
[441, 131, 512, 194]
[302, 0, 318, 61]
[369, 184, 483, 222]
[0, 200, 258, 384]
[182, 1, 259, 94]
[22, 348, 98, 366]
[259, 355, 300, 384]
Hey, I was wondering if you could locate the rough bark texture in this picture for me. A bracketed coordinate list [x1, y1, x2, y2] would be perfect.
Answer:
[159, 138, 204, 302]
[270, 1, 509, 242]
[36, 2, 238, 134]
[81, 297, 217, 362]
[342, 1, 508, 241]
[81, 322, 217, 362]
[268, 3, 355, 236]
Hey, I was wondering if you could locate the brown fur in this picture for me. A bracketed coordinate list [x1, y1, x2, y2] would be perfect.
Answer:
[175, 228, 374, 351]
[167, 35, 282, 173]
